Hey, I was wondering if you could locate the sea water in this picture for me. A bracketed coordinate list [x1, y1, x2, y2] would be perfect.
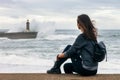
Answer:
[0, 29, 120, 74]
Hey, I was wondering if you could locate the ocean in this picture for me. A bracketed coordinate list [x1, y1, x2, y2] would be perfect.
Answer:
[0, 29, 120, 74]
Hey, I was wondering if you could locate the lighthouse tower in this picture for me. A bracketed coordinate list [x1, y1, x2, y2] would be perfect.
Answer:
[26, 19, 30, 32]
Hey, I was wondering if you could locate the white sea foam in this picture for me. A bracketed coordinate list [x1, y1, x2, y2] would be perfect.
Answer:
[0, 37, 9, 40]
[0, 54, 120, 73]
[0, 54, 54, 73]
[0, 55, 52, 66]
[6, 19, 56, 38]
[44, 34, 76, 40]
[98, 61, 120, 74]
[0, 30, 120, 73]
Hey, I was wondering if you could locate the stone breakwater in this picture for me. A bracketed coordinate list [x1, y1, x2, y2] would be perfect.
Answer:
[0, 32, 37, 39]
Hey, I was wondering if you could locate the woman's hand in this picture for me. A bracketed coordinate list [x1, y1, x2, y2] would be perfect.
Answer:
[58, 53, 65, 58]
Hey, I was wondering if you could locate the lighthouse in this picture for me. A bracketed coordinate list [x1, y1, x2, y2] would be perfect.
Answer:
[26, 19, 30, 32]
[0, 19, 38, 39]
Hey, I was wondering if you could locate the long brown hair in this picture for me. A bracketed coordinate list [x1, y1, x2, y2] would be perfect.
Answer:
[77, 14, 97, 41]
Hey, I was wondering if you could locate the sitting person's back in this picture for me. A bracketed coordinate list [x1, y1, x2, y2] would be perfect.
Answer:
[47, 14, 98, 76]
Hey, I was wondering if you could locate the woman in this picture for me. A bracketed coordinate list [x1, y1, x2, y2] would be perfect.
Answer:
[47, 14, 98, 76]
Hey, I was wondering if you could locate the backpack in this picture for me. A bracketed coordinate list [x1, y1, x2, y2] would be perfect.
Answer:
[93, 41, 107, 62]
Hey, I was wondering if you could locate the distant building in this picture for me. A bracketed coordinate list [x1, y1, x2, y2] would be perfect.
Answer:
[26, 19, 30, 32]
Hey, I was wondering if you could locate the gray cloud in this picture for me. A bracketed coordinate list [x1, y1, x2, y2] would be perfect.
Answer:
[1, 0, 120, 11]
[0, 0, 119, 15]
[0, 0, 120, 29]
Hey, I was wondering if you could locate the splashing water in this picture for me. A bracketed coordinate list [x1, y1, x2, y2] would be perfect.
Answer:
[6, 19, 56, 38]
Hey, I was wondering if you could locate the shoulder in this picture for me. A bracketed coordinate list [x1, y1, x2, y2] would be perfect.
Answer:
[77, 33, 86, 40]
[80, 33, 96, 41]
[76, 34, 95, 45]
[75, 33, 86, 43]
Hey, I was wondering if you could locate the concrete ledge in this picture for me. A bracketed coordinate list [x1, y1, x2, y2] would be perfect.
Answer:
[0, 73, 119, 80]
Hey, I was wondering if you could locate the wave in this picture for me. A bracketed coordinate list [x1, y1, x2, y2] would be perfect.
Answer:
[41, 34, 77, 40]
[0, 54, 120, 73]
[98, 61, 120, 74]
[0, 54, 54, 73]
[98, 34, 120, 38]
[0, 54, 53, 66]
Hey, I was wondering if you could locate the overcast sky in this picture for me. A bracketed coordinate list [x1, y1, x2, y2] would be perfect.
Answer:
[0, 0, 120, 29]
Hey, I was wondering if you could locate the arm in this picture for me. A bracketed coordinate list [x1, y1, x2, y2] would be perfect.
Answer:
[57, 34, 86, 59]
[63, 34, 86, 58]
